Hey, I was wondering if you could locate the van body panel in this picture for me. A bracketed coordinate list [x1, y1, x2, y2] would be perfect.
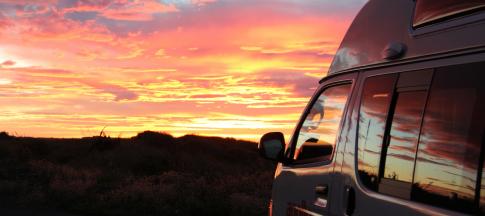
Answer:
[264, 0, 485, 215]
[329, 0, 485, 75]
[338, 66, 452, 215]
[271, 73, 357, 216]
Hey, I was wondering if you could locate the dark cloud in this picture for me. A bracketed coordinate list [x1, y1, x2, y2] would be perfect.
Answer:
[64, 11, 98, 21]
[386, 153, 415, 163]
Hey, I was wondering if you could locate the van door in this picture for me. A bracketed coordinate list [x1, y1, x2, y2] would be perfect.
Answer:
[271, 73, 356, 216]
[341, 62, 485, 215]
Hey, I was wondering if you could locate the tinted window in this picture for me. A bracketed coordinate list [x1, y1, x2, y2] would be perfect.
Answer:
[412, 64, 485, 214]
[413, 0, 485, 27]
[357, 74, 397, 190]
[293, 84, 351, 162]
[379, 91, 427, 199]
[383, 91, 427, 182]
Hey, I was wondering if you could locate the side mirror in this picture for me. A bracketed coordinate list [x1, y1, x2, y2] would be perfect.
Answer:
[258, 132, 285, 161]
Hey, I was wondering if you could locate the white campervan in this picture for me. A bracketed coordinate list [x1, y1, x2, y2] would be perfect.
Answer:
[258, 0, 485, 215]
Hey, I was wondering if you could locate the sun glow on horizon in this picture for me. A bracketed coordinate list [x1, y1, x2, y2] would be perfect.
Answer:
[0, 0, 366, 141]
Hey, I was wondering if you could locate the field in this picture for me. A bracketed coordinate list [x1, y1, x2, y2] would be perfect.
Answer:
[0, 131, 276, 216]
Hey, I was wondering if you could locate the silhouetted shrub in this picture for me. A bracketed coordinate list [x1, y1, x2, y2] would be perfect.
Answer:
[89, 130, 120, 152]
[0, 131, 11, 140]
[133, 131, 174, 148]
[0, 131, 276, 216]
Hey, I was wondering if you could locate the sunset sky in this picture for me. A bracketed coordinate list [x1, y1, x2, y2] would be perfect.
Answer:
[0, 0, 366, 140]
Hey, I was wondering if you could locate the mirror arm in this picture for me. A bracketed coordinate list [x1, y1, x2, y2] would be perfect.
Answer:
[281, 156, 292, 164]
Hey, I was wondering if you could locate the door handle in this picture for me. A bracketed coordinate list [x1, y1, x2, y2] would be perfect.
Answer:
[315, 184, 328, 197]
[344, 186, 355, 215]
[314, 184, 329, 208]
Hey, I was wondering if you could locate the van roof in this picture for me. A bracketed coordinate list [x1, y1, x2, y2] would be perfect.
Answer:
[328, 0, 485, 76]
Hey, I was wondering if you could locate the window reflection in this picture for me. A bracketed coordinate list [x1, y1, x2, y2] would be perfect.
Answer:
[383, 91, 426, 182]
[293, 84, 351, 162]
[379, 91, 427, 199]
[412, 65, 485, 214]
[413, 0, 485, 27]
[358, 74, 397, 190]
[357, 63, 485, 213]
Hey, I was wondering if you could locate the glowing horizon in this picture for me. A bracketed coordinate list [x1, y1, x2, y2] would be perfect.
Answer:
[0, 0, 366, 141]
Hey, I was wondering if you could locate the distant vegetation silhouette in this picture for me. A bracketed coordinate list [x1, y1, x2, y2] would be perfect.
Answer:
[0, 131, 275, 215]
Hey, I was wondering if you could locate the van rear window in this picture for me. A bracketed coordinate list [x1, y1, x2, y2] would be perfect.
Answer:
[413, 0, 485, 27]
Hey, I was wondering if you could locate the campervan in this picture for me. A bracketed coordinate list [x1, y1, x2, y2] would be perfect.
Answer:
[258, 0, 485, 215]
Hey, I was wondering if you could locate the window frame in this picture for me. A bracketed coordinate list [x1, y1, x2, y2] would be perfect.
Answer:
[410, 1, 485, 36]
[412, 0, 485, 28]
[285, 79, 353, 166]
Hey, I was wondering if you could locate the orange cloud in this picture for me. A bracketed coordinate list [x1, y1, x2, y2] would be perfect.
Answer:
[0, 0, 365, 140]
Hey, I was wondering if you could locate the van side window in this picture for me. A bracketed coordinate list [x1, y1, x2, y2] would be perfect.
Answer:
[357, 62, 485, 214]
[378, 91, 427, 199]
[412, 64, 485, 214]
[357, 74, 397, 190]
[292, 84, 351, 163]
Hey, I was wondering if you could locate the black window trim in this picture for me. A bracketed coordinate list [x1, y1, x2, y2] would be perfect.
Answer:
[376, 77, 399, 181]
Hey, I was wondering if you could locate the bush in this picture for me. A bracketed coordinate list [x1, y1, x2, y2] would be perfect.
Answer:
[133, 131, 174, 148]
[0, 131, 12, 140]
[0, 131, 276, 216]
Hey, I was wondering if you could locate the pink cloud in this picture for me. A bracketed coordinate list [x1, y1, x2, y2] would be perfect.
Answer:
[0, 11, 11, 29]
[191, 0, 217, 6]
[0, 60, 15, 67]
[0, 0, 56, 3]
[80, 79, 139, 101]
[62, 0, 178, 21]
[101, 1, 178, 21]
[1, 65, 138, 101]
[5, 66, 72, 75]
[0, 0, 365, 139]
[62, 0, 112, 12]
